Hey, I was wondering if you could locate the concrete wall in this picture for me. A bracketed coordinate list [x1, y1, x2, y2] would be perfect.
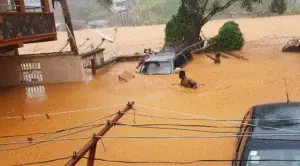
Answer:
[0, 52, 85, 87]
[38, 54, 85, 84]
[0, 56, 20, 87]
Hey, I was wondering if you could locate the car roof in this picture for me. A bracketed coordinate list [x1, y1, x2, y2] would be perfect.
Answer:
[145, 50, 178, 62]
[251, 102, 300, 140]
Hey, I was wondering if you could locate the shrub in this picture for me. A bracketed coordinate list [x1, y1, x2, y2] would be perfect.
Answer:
[208, 21, 245, 51]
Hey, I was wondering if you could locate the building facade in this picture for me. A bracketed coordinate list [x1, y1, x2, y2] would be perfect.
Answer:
[0, 0, 57, 54]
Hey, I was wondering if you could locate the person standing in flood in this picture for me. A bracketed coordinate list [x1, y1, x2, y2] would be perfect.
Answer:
[136, 49, 153, 71]
[179, 70, 198, 89]
[206, 52, 221, 64]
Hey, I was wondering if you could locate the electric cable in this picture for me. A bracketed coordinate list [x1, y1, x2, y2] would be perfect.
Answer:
[134, 105, 300, 133]
[84, 157, 300, 164]
[11, 156, 72, 166]
[3, 133, 300, 147]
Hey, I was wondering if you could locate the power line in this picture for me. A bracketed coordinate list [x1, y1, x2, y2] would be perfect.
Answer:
[116, 123, 239, 133]
[0, 123, 105, 152]
[13, 156, 300, 165]
[126, 112, 300, 122]
[12, 156, 71, 166]
[127, 112, 300, 133]
[84, 157, 300, 164]
[0, 104, 124, 120]
[125, 113, 300, 129]
[0, 112, 117, 151]
[0, 124, 106, 146]
[116, 123, 300, 134]
[136, 105, 300, 121]
[0, 112, 117, 140]
[116, 123, 240, 129]
[4, 133, 300, 146]
[134, 105, 300, 133]
[0, 124, 99, 139]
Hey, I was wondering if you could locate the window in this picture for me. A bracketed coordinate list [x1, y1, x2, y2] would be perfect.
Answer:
[246, 149, 300, 166]
[141, 61, 172, 74]
[174, 55, 187, 68]
[20, 62, 43, 83]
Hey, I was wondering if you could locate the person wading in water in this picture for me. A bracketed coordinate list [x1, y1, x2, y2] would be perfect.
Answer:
[179, 70, 199, 89]
[206, 52, 221, 64]
[136, 49, 153, 71]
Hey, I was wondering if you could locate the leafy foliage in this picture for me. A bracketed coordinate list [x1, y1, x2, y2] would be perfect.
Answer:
[164, 3, 194, 48]
[164, 0, 287, 48]
[209, 21, 245, 51]
[270, 0, 286, 14]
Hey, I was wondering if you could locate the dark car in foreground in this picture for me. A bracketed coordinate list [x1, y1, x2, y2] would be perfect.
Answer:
[234, 102, 300, 166]
[139, 48, 192, 75]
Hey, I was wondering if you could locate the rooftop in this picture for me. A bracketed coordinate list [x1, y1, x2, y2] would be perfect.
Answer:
[145, 50, 179, 62]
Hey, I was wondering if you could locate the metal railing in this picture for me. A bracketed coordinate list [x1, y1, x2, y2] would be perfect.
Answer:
[0, 12, 56, 44]
[0, 4, 44, 12]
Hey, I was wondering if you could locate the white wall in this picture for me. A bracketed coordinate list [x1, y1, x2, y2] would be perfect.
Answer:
[0, 56, 21, 87]
[0, 52, 85, 87]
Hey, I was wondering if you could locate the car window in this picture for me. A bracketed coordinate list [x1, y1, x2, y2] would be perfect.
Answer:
[174, 55, 187, 68]
[141, 61, 172, 74]
[246, 149, 300, 166]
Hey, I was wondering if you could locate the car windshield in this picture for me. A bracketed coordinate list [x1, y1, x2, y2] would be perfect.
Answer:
[141, 61, 172, 74]
[246, 149, 300, 166]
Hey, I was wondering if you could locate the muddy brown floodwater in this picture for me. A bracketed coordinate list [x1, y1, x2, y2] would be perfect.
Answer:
[1, 15, 300, 166]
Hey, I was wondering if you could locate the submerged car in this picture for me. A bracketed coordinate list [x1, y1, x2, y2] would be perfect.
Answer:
[139, 48, 192, 75]
[233, 102, 300, 166]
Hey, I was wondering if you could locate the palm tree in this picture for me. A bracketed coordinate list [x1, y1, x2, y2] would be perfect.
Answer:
[52, 0, 113, 55]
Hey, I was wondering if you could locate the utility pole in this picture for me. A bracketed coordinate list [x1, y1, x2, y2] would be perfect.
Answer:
[65, 101, 134, 166]
[59, 0, 78, 55]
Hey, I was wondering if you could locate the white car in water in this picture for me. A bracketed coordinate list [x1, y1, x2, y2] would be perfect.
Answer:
[139, 48, 192, 75]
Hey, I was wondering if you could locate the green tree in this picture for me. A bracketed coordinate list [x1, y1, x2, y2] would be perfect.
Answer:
[209, 21, 245, 51]
[164, 0, 287, 48]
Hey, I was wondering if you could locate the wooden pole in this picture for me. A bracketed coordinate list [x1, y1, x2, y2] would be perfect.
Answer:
[15, 0, 25, 12]
[59, 0, 78, 54]
[87, 144, 97, 166]
[91, 59, 96, 76]
[65, 101, 134, 166]
[40, 0, 50, 12]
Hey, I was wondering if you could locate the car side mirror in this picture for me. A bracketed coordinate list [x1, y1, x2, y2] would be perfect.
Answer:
[174, 68, 182, 74]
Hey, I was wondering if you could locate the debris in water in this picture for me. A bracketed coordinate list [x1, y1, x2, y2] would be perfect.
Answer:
[118, 70, 135, 82]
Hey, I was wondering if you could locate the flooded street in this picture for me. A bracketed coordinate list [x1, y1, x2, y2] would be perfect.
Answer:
[1, 15, 300, 165]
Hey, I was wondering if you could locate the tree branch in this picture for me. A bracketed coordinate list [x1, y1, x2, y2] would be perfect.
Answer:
[203, 0, 239, 23]
[201, 0, 210, 15]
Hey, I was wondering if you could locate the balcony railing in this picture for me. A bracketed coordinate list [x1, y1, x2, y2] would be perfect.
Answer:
[0, 11, 56, 46]
[0, 4, 44, 12]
